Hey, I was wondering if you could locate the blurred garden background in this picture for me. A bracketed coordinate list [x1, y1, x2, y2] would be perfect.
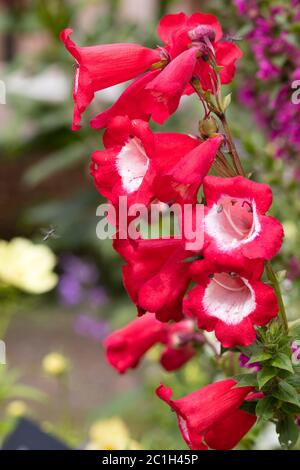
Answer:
[0, 0, 300, 450]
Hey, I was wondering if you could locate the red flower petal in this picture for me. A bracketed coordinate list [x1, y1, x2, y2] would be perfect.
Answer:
[156, 380, 255, 450]
[104, 312, 167, 373]
[90, 71, 160, 130]
[60, 29, 161, 129]
[144, 48, 198, 124]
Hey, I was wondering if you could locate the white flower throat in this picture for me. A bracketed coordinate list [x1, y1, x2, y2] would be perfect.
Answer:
[116, 137, 150, 193]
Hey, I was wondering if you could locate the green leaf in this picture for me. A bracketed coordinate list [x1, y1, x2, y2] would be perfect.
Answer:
[276, 416, 300, 449]
[250, 351, 272, 363]
[273, 382, 300, 406]
[257, 367, 277, 389]
[255, 396, 277, 420]
[233, 374, 258, 388]
[281, 402, 300, 415]
[271, 353, 294, 373]
[286, 373, 300, 389]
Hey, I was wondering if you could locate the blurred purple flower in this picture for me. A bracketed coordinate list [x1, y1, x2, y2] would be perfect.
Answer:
[288, 257, 300, 281]
[234, 0, 258, 17]
[58, 275, 83, 306]
[58, 254, 108, 308]
[89, 287, 108, 307]
[74, 314, 110, 342]
[291, 341, 300, 362]
[60, 254, 98, 284]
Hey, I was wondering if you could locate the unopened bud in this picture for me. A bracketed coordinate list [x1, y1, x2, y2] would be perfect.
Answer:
[189, 25, 216, 43]
[199, 117, 219, 137]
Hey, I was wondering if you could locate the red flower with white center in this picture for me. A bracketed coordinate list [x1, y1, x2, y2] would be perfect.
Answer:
[153, 135, 223, 204]
[60, 29, 161, 130]
[114, 238, 192, 322]
[184, 258, 278, 347]
[203, 176, 284, 263]
[104, 313, 196, 374]
[156, 379, 257, 450]
[90, 116, 201, 207]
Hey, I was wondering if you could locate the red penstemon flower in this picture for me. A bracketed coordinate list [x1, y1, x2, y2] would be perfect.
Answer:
[184, 258, 279, 347]
[60, 29, 162, 130]
[90, 115, 203, 207]
[114, 238, 193, 322]
[85, 12, 242, 129]
[90, 71, 160, 130]
[202, 176, 284, 263]
[104, 312, 197, 374]
[156, 380, 257, 450]
[144, 12, 242, 124]
[153, 135, 223, 204]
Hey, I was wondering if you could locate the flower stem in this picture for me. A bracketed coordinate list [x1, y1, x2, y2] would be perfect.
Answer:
[219, 113, 246, 177]
[265, 262, 289, 334]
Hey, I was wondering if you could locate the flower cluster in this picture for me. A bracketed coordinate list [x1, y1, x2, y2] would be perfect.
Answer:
[236, 0, 300, 168]
[62, 11, 290, 450]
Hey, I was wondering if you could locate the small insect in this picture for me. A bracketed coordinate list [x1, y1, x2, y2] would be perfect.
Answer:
[40, 225, 60, 242]
[224, 34, 244, 43]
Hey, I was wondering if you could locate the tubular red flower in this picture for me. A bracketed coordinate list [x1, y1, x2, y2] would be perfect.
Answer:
[157, 12, 223, 58]
[60, 29, 161, 130]
[90, 116, 200, 206]
[155, 12, 242, 105]
[203, 176, 284, 263]
[104, 314, 196, 374]
[159, 320, 197, 371]
[90, 71, 160, 130]
[144, 47, 199, 124]
[104, 312, 167, 373]
[184, 258, 279, 347]
[156, 380, 257, 450]
[114, 238, 192, 322]
[153, 135, 223, 203]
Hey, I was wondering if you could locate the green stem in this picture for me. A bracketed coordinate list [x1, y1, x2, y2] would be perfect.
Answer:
[220, 114, 246, 177]
[266, 262, 289, 334]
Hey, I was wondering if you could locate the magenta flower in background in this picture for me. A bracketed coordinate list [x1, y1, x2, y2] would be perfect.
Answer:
[236, 1, 300, 169]
[288, 256, 300, 281]
[238, 353, 261, 372]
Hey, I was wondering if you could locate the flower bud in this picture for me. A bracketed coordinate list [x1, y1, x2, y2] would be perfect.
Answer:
[199, 117, 219, 137]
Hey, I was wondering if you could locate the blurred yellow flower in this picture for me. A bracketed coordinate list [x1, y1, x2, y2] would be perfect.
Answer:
[42, 352, 69, 377]
[86, 417, 142, 450]
[6, 400, 28, 418]
[0, 238, 58, 294]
